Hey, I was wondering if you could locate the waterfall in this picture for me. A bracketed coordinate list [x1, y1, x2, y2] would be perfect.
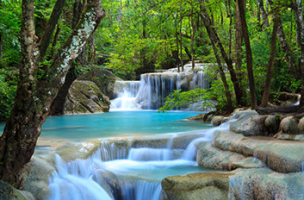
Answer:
[111, 81, 140, 110]
[119, 180, 162, 200]
[128, 148, 175, 161]
[48, 155, 113, 200]
[97, 140, 130, 161]
[182, 119, 237, 160]
[111, 66, 211, 110]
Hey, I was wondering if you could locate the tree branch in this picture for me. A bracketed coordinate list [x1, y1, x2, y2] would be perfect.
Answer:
[38, 0, 66, 62]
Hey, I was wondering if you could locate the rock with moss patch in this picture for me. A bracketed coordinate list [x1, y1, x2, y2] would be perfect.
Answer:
[64, 80, 110, 114]
[77, 69, 122, 99]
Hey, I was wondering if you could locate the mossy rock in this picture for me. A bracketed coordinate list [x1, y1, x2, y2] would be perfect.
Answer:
[64, 80, 110, 114]
[77, 69, 122, 99]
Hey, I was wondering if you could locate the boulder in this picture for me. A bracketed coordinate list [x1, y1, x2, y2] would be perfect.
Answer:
[196, 142, 265, 171]
[0, 180, 35, 200]
[162, 172, 232, 200]
[279, 116, 299, 135]
[211, 116, 224, 126]
[213, 130, 304, 173]
[92, 169, 120, 198]
[229, 168, 304, 200]
[64, 80, 110, 114]
[77, 69, 122, 99]
[171, 133, 204, 149]
[55, 139, 102, 162]
[186, 113, 213, 123]
[230, 112, 267, 136]
[21, 156, 55, 200]
[264, 115, 280, 135]
[298, 117, 304, 132]
[131, 136, 170, 149]
[197, 142, 245, 170]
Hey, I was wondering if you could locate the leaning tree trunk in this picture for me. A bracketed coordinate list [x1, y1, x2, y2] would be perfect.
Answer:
[260, 12, 280, 107]
[237, 0, 257, 109]
[50, 0, 86, 115]
[199, 2, 244, 107]
[198, 2, 233, 112]
[0, 0, 105, 186]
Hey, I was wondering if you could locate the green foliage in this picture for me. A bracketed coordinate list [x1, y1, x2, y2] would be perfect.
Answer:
[0, 69, 18, 121]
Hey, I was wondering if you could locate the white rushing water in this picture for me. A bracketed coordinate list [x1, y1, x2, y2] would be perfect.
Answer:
[47, 117, 236, 200]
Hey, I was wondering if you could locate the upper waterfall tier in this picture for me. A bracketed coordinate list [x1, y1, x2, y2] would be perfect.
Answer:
[111, 65, 210, 110]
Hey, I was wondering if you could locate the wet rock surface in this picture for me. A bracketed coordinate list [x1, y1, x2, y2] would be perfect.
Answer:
[162, 172, 232, 200]
[213, 130, 304, 173]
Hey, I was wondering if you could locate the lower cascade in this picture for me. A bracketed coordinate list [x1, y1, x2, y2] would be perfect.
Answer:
[46, 118, 234, 200]
[111, 65, 210, 110]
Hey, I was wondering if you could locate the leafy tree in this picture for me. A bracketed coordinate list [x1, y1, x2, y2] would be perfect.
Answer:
[0, 0, 105, 185]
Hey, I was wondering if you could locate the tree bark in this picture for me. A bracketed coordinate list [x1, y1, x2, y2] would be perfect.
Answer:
[237, 0, 257, 109]
[210, 40, 233, 112]
[199, 2, 244, 106]
[234, 0, 248, 106]
[50, 0, 86, 115]
[190, 5, 196, 70]
[292, 0, 304, 107]
[38, 0, 66, 62]
[180, 2, 184, 71]
[257, 0, 269, 28]
[198, 1, 233, 111]
[260, 12, 280, 107]
[277, 18, 300, 80]
[0, 0, 105, 186]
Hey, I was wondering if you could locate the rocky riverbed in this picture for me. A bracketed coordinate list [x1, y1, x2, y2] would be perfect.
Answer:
[2, 109, 304, 200]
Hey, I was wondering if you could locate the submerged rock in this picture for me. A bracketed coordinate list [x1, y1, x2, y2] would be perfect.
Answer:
[64, 80, 110, 114]
[162, 172, 232, 200]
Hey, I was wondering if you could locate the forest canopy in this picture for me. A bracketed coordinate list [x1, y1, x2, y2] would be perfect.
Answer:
[0, 0, 303, 119]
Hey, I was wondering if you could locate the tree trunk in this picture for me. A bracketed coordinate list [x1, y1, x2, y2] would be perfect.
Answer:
[257, 0, 269, 28]
[190, 5, 196, 70]
[294, 0, 304, 107]
[50, 0, 86, 115]
[199, 2, 244, 106]
[277, 18, 300, 80]
[260, 12, 280, 107]
[237, 0, 257, 109]
[234, 0, 247, 106]
[199, 2, 233, 111]
[211, 39, 233, 112]
[175, 14, 180, 73]
[0, 0, 105, 186]
[180, 2, 184, 71]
